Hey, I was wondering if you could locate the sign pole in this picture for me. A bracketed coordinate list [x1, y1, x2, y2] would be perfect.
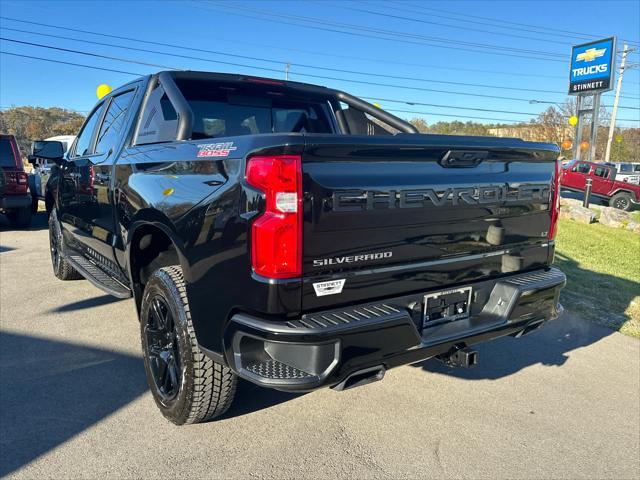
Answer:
[604, 44, 632, 163]
[574, 95, 584, 161]
[588, 93, 601, 162]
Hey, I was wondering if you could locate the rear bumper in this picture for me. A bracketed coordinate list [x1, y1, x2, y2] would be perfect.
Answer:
[219, 267, 566, 391]
[0, 194, 31, 210]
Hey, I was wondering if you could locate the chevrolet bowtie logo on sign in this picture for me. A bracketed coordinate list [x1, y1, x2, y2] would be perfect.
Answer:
[569, 37, 615, 95]
[576, 47, 607, 62]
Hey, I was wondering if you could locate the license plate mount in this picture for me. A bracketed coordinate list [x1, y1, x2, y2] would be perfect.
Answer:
[423, 287, 472, 327]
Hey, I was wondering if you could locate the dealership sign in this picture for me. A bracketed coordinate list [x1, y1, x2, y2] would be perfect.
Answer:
[569, 37, 616, 95]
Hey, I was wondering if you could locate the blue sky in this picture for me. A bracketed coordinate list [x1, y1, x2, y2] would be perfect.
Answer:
[1, 0, 639, 127]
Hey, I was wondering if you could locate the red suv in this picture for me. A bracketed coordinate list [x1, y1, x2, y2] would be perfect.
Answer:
[0, 134, 32, 228]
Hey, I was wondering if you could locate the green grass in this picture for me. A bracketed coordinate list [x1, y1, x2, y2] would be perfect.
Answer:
[555, 219, 640, 338]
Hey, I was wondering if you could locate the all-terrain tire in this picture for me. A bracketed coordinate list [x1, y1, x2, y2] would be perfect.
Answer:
[140, 266, 237, 425]
[48, 210, 83, 280]
[609, 192, 633, 211]
[7, 206, 32, 228]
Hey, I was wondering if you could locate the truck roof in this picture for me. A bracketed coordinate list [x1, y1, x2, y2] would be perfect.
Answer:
[164, 70, 334, 95]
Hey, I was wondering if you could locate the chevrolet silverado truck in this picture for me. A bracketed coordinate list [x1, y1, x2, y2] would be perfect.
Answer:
[34, 71, 565, 425]
[561, 160, 640, 210]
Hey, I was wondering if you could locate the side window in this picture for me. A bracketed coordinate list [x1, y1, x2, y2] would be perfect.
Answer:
[73, 102, 105, 157]
[95, 90, 135, 156]
[593, 167, 610, 178]
[341, 105, 398, 136]
[135, 84, 178, 145]
[572, 163, 591, 174]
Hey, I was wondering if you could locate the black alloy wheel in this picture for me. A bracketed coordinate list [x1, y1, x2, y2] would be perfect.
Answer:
[614, 197, 629, 210]
[49, 213, 62, 272]
[144, 295, 182, 402]
[48, 211, 82, 280]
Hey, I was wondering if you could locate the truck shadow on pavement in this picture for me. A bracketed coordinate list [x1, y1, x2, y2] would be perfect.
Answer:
[0, 332, 305, 475]
[47, 294, 126, 313]
[220, 380, 305, 421]
[415, 253, 638, 380]
[416, 313, 613, 380]
[0, 211, 49, 232]
[0, 332, 148, 477]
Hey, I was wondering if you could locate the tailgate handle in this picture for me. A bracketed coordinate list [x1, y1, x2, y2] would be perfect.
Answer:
[440, 150, 488, 168]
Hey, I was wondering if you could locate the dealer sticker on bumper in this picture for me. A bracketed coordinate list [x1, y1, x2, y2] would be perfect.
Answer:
[313, 279, 346, 297]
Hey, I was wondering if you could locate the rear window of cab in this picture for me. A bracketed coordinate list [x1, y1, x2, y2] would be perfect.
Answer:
[0, 138, 18, 168]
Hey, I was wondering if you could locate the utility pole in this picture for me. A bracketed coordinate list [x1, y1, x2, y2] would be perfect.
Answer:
[604, 44, 634, 163]
[285, 63, 291, 81]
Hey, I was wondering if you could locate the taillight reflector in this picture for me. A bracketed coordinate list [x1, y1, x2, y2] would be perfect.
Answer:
[246, 155, 302, 278]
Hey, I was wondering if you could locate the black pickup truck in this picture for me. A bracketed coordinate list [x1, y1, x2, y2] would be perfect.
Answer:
[34, 71, 565, 425]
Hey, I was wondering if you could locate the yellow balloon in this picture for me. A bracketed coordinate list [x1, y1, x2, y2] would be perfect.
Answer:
[373, 103, 381, 109]
[568, 115, 578, 127]
[96, 84, 112, 99]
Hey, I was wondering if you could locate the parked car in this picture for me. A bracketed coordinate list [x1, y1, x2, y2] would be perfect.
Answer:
[28, 134, 75, 213]
[561, 160, 640, 210]
[35, 71, 565, 425]
[0, 133, 32, 228]
[603, 162, 640, 185]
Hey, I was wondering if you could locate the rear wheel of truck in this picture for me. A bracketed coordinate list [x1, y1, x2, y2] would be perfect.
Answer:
[609, 192, 633, 211]
[140, 266, 237, 425]
[48, 210, 82, 280]
[7, 206, 32, 229]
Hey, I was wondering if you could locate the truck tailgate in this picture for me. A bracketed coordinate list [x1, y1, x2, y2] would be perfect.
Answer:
[301, 134, 559, 311]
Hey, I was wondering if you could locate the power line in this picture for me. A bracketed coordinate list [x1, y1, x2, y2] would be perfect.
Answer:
[382, 0, 594, 42]
[0, 51, 637, 127]
[389, 106, 638, 124]
[3, 21, 637, 103]
[0, 37, 570, 105]
[0, 51, 142, 76]
[197, 1, 568, 63]
[386, 109, 529, 123]
[363, 97, 545, 116]
[2, 15, 637, 103]
[0, 52, 524, 123]
[0, 27, 576, 96]
[340, 4, 573, 46]
[394, 1, 640, 48]
[0, 15, 567, 80]
[195, 2, 640, 100]
[3, 36, 639, 118]
[3, 49, 639, 127]
[363, 96, 639, 121]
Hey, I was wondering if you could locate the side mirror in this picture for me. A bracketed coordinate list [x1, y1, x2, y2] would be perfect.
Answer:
[29, 140, 65, 163]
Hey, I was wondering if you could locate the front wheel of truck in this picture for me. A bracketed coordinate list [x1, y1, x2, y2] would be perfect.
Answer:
[140, 266, 237, 425]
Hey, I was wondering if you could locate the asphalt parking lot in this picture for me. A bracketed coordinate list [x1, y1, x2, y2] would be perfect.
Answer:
[1, 212, 639, 479]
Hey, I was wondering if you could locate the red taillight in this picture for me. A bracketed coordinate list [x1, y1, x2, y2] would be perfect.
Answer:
[549, 159, 561, 240]
[246, 155, 302, 278]
[4, 171, 29, 194]
[16, 172, 28, 185]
